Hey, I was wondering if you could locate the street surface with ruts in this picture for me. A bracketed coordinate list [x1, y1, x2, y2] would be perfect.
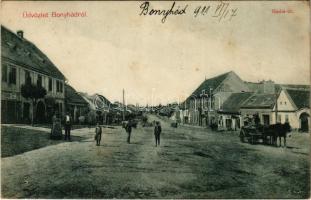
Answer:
[1, 115, 309, 198]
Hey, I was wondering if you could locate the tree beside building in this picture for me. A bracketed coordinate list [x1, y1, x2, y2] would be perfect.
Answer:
[1, 25, 66, 124]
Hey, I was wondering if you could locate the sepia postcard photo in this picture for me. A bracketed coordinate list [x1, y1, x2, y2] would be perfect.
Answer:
[0, 0, 310, 199]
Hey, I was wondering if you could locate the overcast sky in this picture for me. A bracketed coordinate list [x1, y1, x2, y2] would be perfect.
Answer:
[1, 1, 310, 105]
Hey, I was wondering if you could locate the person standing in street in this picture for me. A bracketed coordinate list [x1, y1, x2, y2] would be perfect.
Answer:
[64, 112, 72, 141]
[95, 123, 102, 146]
[50, 112, 62, 140]
[154, 121, 162, 147]
[126, 120, 132, 144]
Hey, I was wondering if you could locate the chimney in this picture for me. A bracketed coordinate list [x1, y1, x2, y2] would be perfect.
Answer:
[17, 30, 24, 39]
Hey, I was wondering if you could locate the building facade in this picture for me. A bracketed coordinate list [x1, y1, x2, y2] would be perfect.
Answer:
[240, 93, 277, 126]
[274, 88, 310, 131]
[182, 71, 250, 126]
[1, 26, 66, 123]
[65, 84, 89, 123]
[217, 92, 253, 131]
[240, 88, 310, 132]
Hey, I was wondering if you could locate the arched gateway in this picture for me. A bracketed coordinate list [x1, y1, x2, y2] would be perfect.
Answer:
[299, 112, 309, 132]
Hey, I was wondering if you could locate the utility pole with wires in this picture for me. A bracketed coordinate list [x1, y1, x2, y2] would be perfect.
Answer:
[122, 88, 125, 121]
[275, 88, 278, 124]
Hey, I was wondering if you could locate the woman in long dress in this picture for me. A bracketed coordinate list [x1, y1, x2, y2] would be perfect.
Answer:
[50, 113, 63, 139]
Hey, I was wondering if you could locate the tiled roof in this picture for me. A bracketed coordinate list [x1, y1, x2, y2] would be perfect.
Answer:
[281, 84, 310, 90]
[245, 81, 309, 94]
[286, 89, 310, 109]
[191, 71, 233, 97]
[65, 84, 88, 105]
[220, 92, 253, 113]
[241, 93, 276, 109]
[244, 81, 281, 94]
[1, 26, 66, 80]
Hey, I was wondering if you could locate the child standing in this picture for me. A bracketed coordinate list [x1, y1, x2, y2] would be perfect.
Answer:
[95, 123, 102, 146]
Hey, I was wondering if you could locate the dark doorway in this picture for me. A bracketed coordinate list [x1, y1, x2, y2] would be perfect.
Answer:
[226, 119, 232, 130]
[300, 113, 309, 132]
[23, 102, 30, 123]
[6, 101, 17, 123]
[263, 115, 270, 126]
[36, 101, 46, 123]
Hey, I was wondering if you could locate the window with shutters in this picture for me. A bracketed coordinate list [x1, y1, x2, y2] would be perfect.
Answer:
[48, 78, 53, 91]
[2, 65, 7, 82]
[8, 67, 16, 85]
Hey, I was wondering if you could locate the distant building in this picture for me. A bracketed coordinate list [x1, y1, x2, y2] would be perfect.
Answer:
[182, 71, 250, 126]
[79, 92, 113, 124]
[217, 92, 253, 131]
[1, 26, 66, 123]
[240, 93, 277, 126]
[65, 84, 89, 123]
[245, 80, 276, 94]
[240, 87, 310, 131]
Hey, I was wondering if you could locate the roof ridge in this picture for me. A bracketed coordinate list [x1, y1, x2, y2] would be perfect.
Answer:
[205, 70, 232, 80]
[2, 25, 66, 80]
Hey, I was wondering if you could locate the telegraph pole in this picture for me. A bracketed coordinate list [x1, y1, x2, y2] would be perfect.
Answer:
[275, 89, 278, 123]
[122, 89, 125, 121]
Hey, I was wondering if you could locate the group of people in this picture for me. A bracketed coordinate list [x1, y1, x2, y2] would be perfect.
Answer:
[50, 112, 72, 141]
[94, 120, 163, 147]
[123, 120, 162, 147]
[51, 112, 163, 147]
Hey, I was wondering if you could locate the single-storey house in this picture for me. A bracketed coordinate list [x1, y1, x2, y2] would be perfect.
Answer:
[217, 92, 253, 131]
[275, 88, 310, 132]
[65, 84, 89, 123]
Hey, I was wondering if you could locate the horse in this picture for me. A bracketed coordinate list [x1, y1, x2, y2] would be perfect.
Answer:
[263, 122, 292, 147]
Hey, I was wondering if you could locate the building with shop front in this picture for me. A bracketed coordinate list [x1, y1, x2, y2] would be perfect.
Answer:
[240, 93, 277, 126]
[181, 71, 250, 126]
[217, 80, 278, 130]
[1, 26, 66, 123]
[217, 92, 253, 131]
[239, 87, 310, 132]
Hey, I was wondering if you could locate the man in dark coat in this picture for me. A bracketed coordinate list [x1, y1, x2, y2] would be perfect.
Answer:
[154, 121, 162, 147]
[64, 112, 72, 141]
[126, 121, 132, 144]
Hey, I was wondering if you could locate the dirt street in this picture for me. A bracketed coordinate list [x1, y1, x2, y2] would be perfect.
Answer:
[1, 115, 309, 198]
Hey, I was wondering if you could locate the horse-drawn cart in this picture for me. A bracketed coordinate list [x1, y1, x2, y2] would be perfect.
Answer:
[239, 123, 291, 146]
[239, 125, 264, 144]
